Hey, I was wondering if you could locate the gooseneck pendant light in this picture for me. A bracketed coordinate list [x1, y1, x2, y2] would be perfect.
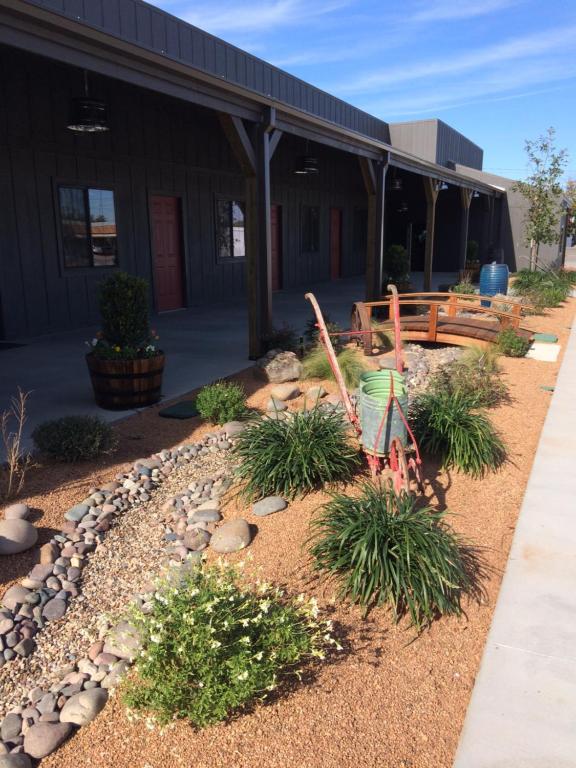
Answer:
[67, 71, 109, 133]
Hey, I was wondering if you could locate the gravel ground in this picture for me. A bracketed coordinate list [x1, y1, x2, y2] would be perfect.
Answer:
[0, 449, 231, 719]
[1, 299, 574, 768]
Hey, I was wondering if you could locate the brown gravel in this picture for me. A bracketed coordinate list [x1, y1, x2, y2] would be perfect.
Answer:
[2, 299, 574, 768]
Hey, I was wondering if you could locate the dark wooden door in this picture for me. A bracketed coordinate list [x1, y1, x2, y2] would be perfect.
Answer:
[150, 195, 185, 312]
[271, 204, 282, 291]
[330, 207, 342, 280]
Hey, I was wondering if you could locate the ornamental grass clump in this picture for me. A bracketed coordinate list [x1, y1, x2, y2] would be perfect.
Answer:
[303, 345, 367, 389]
[309, 482, 480, 628]
[512, 268, 572, 310]
[196, 380, 247, 424]
[122, 563, 336, 727]
[429, 346, 509, 409]
[410, 390, 506, 477]
[234, 408, 360, 500]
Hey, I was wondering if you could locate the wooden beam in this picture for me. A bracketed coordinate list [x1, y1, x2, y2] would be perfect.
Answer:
[269, 129, 283, 158]
[459, 188, 473, 273]
[218, 113, 256, 176]
[360, 157, 388, 301]
[220, 114, 272, 358]
[423, 177, 439, 292]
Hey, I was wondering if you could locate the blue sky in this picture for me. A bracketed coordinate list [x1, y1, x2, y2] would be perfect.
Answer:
[149, 0, 576, 181]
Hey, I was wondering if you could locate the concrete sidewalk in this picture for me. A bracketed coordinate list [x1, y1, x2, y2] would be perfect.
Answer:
[453, 320, 576, 766]
[0, 271, 455, 454]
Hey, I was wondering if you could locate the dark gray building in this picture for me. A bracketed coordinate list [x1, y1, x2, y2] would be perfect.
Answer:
[0, 0, 552, 356]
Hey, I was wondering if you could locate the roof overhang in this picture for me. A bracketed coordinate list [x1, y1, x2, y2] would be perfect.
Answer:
[0, 0, 501, 197]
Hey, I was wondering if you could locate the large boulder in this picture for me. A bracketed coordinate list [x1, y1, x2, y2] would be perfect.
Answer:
[3, 504, 30, 521]
[254, 350, 302, 384]
[0, 756, 33, 768]
[0, 519, 37, 555]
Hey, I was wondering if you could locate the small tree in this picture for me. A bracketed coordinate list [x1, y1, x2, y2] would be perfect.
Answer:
[514, 127, 568, 270]
[565, 179, 576, 242]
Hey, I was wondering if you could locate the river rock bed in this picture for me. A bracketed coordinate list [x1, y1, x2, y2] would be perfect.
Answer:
[402, 343, 463, 397]
[0, 428, 241, 760]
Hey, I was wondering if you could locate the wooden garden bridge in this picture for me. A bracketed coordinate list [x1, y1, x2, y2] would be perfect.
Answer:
[351, 292, 534, 354]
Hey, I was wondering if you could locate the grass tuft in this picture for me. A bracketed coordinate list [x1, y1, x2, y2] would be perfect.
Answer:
[302, 346, 368, 389]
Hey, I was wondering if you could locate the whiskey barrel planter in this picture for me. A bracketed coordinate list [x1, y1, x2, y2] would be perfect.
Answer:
[86, 353, 165, 410]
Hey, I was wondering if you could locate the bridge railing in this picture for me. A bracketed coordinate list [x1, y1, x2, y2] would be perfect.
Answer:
[351, 292, 533, 353]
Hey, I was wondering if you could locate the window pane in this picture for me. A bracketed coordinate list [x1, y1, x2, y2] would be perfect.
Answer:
[88, 189, 117, 267]
[231, 201, 245, 258]
[216, 199, 232, 260]
[59, 187, 90, 268]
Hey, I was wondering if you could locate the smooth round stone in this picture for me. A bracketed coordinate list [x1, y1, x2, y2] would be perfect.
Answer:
[222, 421, 246, 437]
[191, 509, 221, 523]
[0, 520, 38, 556]
[60, 688, 108, 726]
[269, 383, 300, 402]
[23, 722, 73, 759]
[252, 496, 288, 517]
[102, 622, 141, 661]
[1, 713, 22, 741]
[0, 618, 14, 634]
[41, 599, 67, 622]
[29, 564, 54, 582]
[266, 397, 287, 412]
[182, 529, 211, 551]
[2, 586, 30, 612]
[0, 755, 33, 768]
[304, 385, 326, 402]
[210, 519, 251, 553]
[3, 504, 30, 521]
[63, 504, 89, 523]
[39, 542, 60, 565]
[14, 639, 34, 657]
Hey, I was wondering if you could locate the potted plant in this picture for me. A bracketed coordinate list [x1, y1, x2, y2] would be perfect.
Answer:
[85, 272, 164, 410]
[383, 244, 411, 294]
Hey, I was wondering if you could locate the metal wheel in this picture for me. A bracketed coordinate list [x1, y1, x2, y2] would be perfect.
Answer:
[389, 437, 410, 494]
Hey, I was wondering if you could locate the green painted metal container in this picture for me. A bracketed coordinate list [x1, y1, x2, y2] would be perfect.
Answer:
[359, 370, 408, 455]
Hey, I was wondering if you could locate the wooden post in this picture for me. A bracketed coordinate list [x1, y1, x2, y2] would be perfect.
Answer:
[428, 303, 439, 342]
[423, 177, 439, 292]
[219, 113, 277, 359]
[360, 154, 388, 301]
[459, 188, 473, 273]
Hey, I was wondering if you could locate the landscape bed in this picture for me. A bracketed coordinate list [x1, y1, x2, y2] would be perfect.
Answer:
[0, 297, 574, 768]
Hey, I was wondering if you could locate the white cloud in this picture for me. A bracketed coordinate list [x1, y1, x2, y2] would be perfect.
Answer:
[179, 0, 349, 35]
[409, 0, 524, 23]
[336, 25, 576, 94]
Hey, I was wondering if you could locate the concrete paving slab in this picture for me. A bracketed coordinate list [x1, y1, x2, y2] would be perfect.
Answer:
[453, 319, 576, 767]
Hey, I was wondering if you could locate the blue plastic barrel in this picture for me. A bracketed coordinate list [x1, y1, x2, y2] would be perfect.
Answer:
[480, 262, 509, 307]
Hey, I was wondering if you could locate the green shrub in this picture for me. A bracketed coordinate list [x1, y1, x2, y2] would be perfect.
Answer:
[32, 415, 117, 462]
[383, 244, 410, 286]
[429, 347, 509, 409]
[122, 563, 335, 727]
[196, 380, 247, 424]
[304, 314, 343, 352]
[98, 272, 150, 348]
[262, 323, 299, 353]
[309, 483, 479, 628]
[496, 328, 531, 357]
[450, 282, 476, 295]
[302, 346, 367, 389]
[410, 390, 506, 477]
[234, 408, 360, 500]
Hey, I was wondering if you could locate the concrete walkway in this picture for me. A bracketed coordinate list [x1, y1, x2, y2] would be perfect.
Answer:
[0, 271, 455, 453]
[453, 320, 576, 766]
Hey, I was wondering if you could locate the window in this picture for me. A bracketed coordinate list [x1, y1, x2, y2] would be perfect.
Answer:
[216, 198, 246, 261]
[58, 186, 117, 268]
[301, 205, 320, 253]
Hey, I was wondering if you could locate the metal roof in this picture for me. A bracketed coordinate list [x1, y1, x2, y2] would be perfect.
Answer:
[5, 0, 501, 196]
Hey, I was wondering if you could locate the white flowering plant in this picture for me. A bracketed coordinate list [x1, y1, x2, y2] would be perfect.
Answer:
[122, 562, 338, 727]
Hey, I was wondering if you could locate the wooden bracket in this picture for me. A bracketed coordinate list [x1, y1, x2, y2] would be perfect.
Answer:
[218, 113, 256, 176]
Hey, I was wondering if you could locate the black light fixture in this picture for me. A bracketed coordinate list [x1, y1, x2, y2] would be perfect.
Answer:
[293, 140, 319, 175]
[473, 190, 481, 198]
[391, 177, 403, 191]
[438, 181, 449, 191]
[397, 201, 408, 213]
[67, 71, 109, 133]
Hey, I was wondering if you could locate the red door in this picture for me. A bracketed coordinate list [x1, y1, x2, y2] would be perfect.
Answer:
[271, 204, 282, 291]
[330, 208, 342, 280]
[150, 195, 185, 312]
